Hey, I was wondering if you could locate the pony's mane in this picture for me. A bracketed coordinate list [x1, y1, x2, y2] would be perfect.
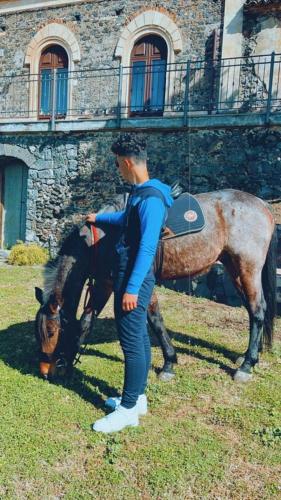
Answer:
[42, 226, 81, 303]
[42, 193, 126, 303]
[43, 258, 60, 303]
[36, 309, 49, 344]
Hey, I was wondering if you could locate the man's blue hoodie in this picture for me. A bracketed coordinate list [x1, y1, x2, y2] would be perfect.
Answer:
[95, 179, 173, 294]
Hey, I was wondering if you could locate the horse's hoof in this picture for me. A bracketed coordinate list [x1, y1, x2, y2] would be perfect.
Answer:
[235, 356, 245, 366]
[233, 369, 253, 383]
[158, 370, 175, 382]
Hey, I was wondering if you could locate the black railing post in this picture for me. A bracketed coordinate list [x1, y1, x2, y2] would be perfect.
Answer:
[117, 63, 123, 128]
[28, 74, 31, 119]
[183, 60, 190, 127]
[51, 68, 57, 131]
[208, 59, 217, 115]
[266, 51, 275, 124]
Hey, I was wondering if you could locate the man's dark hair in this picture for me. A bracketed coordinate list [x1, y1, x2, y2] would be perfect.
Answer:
[111, 133, 147, 161]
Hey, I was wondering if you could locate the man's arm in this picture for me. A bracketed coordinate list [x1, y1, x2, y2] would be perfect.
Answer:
[86, 210, 125, 225]
[126, 197, 166, 295]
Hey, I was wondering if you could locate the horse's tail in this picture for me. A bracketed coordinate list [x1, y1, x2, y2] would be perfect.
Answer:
[262, 225, 277, 349]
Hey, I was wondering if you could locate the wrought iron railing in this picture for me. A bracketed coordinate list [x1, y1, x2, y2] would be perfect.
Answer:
[0, 53, 280, 125]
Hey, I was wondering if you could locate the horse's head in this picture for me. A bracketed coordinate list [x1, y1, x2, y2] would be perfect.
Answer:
[34, 218, 121, 379]
[35, 286, 66, 379]
[35, 286, 81, 379]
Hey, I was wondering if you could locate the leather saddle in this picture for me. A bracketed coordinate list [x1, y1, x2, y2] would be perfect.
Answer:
[162, 181, 205, 239]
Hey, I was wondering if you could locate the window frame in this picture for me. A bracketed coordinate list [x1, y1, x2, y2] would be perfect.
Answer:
[129, 35, 168, 117]
[38, 44, 69, 120]
[25, 23, 81, 121]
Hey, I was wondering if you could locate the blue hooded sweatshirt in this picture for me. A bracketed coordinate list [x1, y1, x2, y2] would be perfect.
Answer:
[95, 179, 173, 294]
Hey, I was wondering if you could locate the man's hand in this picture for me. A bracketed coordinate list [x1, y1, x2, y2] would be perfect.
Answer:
[122, 293, 138, 311]
[85, 213, 97, 224]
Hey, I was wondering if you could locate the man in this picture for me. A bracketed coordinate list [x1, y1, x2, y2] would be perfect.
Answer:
[86, 133, 173, 433]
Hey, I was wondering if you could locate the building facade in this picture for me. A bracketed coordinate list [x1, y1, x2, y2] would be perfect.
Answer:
[0, 0, 280, 250]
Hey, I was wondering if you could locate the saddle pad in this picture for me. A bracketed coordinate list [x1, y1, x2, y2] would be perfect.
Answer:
[164, 192, 205, 238]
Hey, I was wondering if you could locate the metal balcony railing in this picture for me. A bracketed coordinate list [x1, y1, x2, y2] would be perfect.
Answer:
[0, 53, 280, 125]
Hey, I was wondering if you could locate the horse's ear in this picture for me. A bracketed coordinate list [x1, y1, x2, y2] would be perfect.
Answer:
[35, 287, 44, 305]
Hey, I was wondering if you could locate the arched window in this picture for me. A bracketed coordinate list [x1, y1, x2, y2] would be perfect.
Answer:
[39, 45, 68, 119]
[129, 35, 167, 116]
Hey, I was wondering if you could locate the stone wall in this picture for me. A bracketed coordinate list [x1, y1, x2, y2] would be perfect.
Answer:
[0, 0, 223, 75]
[241, 6, 281, 108]
[1, 125, 281, 249]
[0, 1, 224, 118]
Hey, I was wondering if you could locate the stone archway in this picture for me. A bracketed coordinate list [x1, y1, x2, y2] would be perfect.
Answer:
[25, 23, 81, 119]
[115, 9, 183, 117]
[115, 9, 183, 62]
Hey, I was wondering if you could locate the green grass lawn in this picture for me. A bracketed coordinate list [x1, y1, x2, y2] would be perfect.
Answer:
[0, 265, 280, 499]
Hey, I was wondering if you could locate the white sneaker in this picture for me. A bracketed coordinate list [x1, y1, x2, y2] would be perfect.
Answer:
[105, 394, 147, 416]
[92, 405, 139, 433]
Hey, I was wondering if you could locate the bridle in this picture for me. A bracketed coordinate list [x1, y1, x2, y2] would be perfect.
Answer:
[38, 308, 64, 367]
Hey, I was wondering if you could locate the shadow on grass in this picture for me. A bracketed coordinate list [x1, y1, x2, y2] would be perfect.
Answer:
[170, 329, 241, 361]
[0, 318, 122, 409]
[0, 316, 242, 404]
[84, 347, 122, 363]
[165, 328, 241, 376]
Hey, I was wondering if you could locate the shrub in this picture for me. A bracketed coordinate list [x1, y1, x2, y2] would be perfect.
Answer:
[8, 242, 49, 266]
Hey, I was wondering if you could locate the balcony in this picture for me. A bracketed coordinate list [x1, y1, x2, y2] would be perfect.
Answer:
[0, 53, 281, 133]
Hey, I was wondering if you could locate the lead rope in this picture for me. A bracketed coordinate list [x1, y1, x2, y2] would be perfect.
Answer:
[73, 224, 99, 366]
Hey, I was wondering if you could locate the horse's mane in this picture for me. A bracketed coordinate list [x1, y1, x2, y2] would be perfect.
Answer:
[42, 227, 80, 303]
[36, 310, 49, 345]
[43, 259, 60, 303]
[42, 194, 126, 303]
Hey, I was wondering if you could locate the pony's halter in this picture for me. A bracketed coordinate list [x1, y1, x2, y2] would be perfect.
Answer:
[46, 312, 61, 322]
[38, 310, 63, 363]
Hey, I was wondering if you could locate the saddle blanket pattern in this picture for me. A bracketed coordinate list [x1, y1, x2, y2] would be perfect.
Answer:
[164, 193, 205, 238]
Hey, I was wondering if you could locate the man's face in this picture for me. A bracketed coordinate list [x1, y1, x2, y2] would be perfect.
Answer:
[115, 155, 132, 182]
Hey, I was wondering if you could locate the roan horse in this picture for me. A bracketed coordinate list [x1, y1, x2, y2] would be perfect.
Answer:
[35, 189, 277, 384]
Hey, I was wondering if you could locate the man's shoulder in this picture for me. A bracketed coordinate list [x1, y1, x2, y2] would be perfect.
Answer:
[137, 194, 166, 218]
[136, 185, 166, 201]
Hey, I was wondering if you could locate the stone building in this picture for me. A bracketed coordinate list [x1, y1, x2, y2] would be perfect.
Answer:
[0, 0, 280, 250]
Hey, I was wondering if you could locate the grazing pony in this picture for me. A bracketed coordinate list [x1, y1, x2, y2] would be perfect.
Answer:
[35, 195, 177, 380]
[35, 189, 277, 383]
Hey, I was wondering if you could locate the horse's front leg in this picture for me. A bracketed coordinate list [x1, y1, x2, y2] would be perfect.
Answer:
[235, 324, 263, 367]
[80, 278, 113, 342]
[234, 288, 266, 383]
[147, 292, 177, 381]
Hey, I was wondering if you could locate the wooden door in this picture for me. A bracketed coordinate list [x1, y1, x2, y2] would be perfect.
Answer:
[2, 160, 28, 248]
